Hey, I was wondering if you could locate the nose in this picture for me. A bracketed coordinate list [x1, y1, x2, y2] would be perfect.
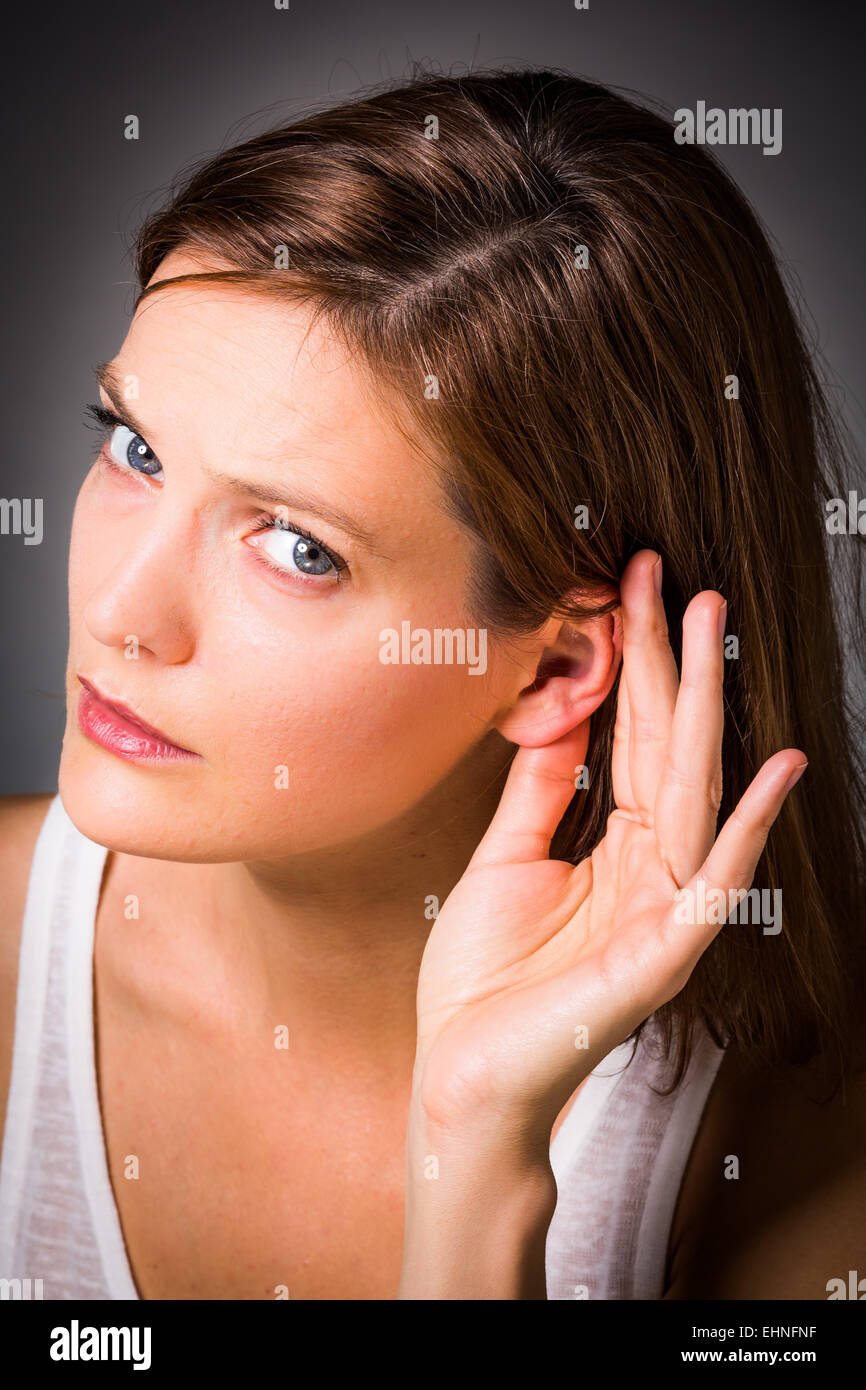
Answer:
[81, 501, 198, 666]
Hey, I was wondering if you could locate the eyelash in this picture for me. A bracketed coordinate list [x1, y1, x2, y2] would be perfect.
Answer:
[83, 401, 349, 581]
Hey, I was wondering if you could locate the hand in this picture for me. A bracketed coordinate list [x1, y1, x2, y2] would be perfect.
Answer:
[411, 549, 808, 1135]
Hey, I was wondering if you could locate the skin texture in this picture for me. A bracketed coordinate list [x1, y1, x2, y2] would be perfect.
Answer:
[2, 249, 853, 1300]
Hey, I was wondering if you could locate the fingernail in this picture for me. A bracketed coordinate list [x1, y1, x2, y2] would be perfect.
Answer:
[717, 600, 727, 639]
[653, 555, 662, 595]
[783, 761, 808, 794]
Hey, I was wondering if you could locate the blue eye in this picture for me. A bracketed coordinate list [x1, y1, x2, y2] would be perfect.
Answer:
[84, 402, 163, 478]
[83, 400, 349, 587]
[108, 423, 163, 478]
[248, 514, 348, 580]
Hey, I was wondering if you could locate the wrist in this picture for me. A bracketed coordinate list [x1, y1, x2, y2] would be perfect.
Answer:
[407, 1085, 555, 1170]
[409, 1043, 577, 1156]
[399, 1098, 558, 1300]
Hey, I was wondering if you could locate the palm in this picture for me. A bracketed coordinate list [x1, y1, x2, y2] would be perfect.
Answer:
[414, 551, 806, 1127]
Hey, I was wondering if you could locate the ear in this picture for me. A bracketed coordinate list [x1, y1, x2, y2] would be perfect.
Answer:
[493, 595, 623, 749]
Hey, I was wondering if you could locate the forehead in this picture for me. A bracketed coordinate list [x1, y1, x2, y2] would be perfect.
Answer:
[109, 251, 459, 563]
[125, 252, 396, 457]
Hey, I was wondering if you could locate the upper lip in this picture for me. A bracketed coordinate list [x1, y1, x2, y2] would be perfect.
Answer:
[77, 675, 195, 751]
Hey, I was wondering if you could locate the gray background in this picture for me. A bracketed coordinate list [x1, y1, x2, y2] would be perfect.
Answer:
[1, 0, 863, 793]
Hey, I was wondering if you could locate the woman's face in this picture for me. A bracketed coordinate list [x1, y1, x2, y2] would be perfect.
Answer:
[60, 252, 546, 862]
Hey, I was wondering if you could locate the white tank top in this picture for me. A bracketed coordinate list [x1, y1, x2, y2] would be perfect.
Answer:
[0, 794, 726, 1300]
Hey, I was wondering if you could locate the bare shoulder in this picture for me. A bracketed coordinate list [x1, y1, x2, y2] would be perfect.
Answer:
[0, 793, 56, 1157]
[664, 1030, 866, 1299]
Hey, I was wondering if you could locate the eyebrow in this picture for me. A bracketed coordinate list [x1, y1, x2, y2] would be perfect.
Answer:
[94, 360, 380, 551]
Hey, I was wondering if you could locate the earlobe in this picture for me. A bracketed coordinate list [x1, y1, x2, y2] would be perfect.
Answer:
[494, 605, 622, 749]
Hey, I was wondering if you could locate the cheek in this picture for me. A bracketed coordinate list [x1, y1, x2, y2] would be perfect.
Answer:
[68, 465, 127, 607]
[66, 474, 114, 664]
[206, 616, 499, 840]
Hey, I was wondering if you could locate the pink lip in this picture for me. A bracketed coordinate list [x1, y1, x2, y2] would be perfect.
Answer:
[76, 676, 200, 763]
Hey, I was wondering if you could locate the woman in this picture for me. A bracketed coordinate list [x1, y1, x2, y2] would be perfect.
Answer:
[1, 67, 864, 1301]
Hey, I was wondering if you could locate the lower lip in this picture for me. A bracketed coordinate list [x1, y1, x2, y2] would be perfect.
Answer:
[77, 686, 200, 764]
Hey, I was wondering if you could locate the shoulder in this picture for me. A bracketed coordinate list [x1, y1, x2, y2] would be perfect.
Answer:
[0, 793, 56, 1157]
[663, 1030, 866, 1298]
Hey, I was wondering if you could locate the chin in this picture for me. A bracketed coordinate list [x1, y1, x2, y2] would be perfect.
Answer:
[57, 739, 221, 862]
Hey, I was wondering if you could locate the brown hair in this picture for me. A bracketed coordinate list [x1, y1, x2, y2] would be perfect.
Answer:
[129, 65, 866, 1092]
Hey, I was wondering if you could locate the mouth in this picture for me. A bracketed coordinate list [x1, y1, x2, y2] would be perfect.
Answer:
[76, 675, 201, 764]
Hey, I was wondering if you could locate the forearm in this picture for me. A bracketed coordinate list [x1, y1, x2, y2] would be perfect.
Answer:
[398, 1101, 558, 1300]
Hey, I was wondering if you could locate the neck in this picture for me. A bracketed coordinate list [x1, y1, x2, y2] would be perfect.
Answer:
[106, 731, 515, 1064]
